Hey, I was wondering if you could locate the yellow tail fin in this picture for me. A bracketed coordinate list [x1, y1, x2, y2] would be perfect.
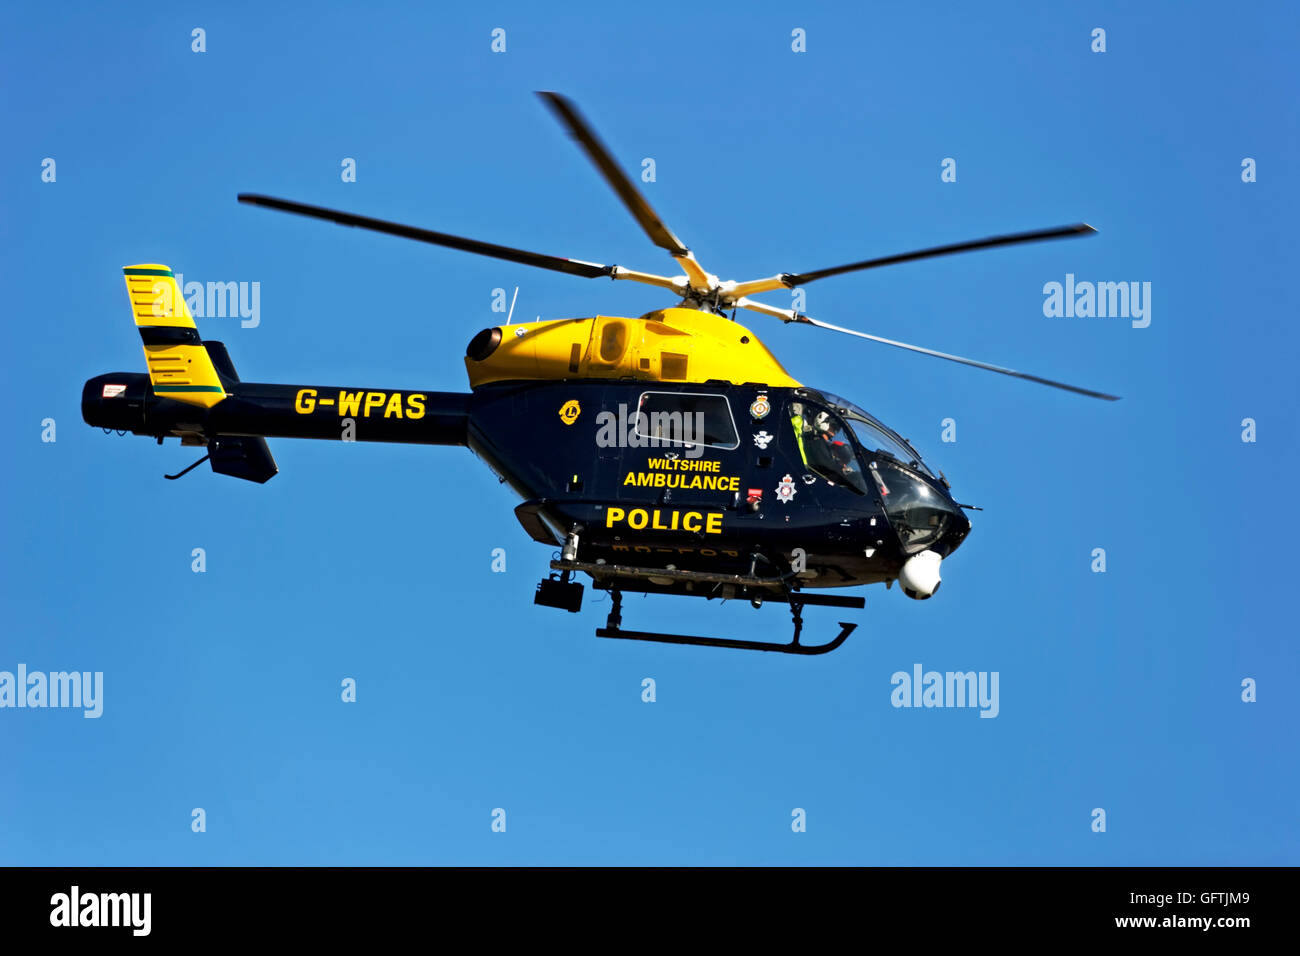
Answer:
[122, 264, 227, 408]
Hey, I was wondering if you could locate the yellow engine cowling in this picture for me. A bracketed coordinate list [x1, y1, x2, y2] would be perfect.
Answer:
[463, 307, 801, 388]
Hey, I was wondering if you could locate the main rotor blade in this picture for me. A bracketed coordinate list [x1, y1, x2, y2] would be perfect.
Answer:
[798, 314, 1119, 400]
[237, 194, 614, 279]
[733, 298, 1118, 400]
[537, 91, 690, 257]
[783, 223, 1097, 286]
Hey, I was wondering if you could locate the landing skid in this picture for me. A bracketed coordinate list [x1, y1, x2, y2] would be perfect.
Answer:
[594, 588, 859, 656]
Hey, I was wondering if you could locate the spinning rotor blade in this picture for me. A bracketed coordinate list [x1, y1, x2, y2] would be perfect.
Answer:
[237, 194, 614, 279]
[780, 223, 1097, 288]
[734, 298, 1119, 401]
[537, 91, 691, 259]
[798, 315, 1121, 400]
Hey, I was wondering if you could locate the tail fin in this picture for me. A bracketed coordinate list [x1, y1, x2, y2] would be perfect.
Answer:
[122, 264, 227, 408]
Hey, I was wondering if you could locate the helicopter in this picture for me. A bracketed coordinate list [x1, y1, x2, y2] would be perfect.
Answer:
[81, 92, 1117, 655]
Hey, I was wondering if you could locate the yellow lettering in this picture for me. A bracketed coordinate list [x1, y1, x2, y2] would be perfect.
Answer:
[706, 512, 723, 535]
[670, 510, 680, 530]
[406, 393, 425, 419]
[682, 512, 702, 533]
[620, 470, 741, 493]
[606, 507, 625, 528]
[628, 509, 649, 530]
[339, 390, 363, 416]
[651, 510, 668, 530]
[645, 458, 729, 472]
[294, 388, 317, 414]
[363, 392, 386, 416]
[384, 393, 404, 418]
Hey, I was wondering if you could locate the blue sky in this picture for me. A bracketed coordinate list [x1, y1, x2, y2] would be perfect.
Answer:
[2, 0, 1296, 864]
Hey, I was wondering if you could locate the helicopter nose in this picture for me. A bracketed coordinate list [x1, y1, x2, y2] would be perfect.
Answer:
[874, 460, 970, 559]
[896, 502, 970, 600]
[944, 506, 973, 555]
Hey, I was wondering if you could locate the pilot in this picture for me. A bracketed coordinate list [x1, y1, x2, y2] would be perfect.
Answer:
[813, 412, 858, 476]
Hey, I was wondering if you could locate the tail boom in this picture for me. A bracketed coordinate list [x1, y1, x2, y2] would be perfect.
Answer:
[82, 374, 470, 447]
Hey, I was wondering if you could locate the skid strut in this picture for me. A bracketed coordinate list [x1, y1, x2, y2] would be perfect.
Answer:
[595, 587, 859, 655]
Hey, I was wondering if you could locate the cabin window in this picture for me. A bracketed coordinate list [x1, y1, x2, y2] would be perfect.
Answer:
[635, 391, 739, 450]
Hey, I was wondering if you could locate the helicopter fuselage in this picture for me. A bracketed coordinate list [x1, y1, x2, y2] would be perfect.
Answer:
[83, 366, 971, 604]
[84, 302, 972, 610]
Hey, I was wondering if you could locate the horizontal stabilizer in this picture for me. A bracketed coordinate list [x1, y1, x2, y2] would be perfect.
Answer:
[209, 435, 278, 483]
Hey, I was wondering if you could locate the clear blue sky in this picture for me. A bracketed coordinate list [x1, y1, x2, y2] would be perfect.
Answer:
[2, 1, 1296, 865]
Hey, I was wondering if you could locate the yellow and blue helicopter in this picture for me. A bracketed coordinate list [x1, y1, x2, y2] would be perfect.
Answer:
[82, 93, 1117, 654]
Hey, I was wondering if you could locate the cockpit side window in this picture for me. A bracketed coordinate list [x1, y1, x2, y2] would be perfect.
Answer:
[789, 401, 867, 494]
